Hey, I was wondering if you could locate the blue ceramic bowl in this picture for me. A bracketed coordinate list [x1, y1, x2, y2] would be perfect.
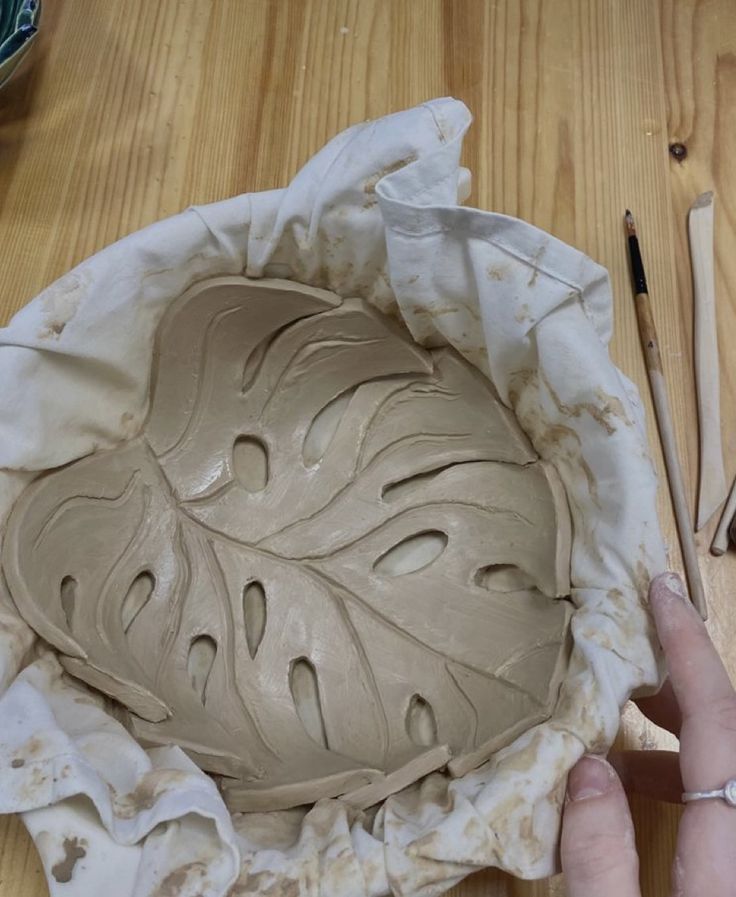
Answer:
[0, 0, 41, 89]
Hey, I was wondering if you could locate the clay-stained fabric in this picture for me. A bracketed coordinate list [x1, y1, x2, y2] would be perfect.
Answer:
[0, 99, 664, 897]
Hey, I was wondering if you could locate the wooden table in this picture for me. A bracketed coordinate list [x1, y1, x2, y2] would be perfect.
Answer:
[0, 2, 734, 895]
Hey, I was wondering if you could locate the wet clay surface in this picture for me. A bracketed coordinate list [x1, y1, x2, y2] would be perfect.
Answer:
[2, 277, 572, 812]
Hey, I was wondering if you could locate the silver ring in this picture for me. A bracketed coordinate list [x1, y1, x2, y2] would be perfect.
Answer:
[682, 779, 736, 806]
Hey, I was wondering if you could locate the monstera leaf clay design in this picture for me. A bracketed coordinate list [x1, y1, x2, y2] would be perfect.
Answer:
[2, 277, 574, 812]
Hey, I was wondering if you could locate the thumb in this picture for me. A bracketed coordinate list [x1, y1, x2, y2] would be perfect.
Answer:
[561, 755, 641, 897]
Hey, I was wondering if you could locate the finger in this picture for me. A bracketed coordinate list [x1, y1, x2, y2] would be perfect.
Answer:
[635, 679, 682, 736]
[561, 755, 641, 897]
[649, 572, 736, 789]
[608, 750, 682, 803]
[649, 572, 736, 896]
[649, 572, 734, 722]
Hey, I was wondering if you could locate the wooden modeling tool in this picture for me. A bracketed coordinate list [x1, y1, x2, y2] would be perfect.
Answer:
[688, 191, 726, 530]
[711, 473, 736, 556]
[625, 210, 707, 619]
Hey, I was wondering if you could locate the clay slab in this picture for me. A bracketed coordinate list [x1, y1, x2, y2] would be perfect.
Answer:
[2, 277, 573, 811]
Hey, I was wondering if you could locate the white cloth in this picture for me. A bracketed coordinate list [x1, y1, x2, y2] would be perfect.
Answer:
[0, 98, 665, 897]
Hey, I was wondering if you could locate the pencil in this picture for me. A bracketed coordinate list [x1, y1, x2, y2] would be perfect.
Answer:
[625, 210, 707, 619]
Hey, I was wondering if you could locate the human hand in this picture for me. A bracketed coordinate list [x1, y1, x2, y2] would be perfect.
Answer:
[560, 572, 736, 896]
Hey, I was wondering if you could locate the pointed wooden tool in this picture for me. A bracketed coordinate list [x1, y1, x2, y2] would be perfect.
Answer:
[711, 473, 736, 556]
[689, 191, 727, 530]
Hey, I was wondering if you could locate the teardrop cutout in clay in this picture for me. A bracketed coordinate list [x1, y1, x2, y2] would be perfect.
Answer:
[475, 564, 537, 592]
[59, 576, 77, 629]
[374, 531, 448, 576]
[188, 635, 217, 704]
[290, 657, 328, 748]
[243, 581, 267, 659]
[233, 436, 268, 492]
[303, 387, 358, 466]
[406, 694, 438, 747]
[121, 571, 155, 632]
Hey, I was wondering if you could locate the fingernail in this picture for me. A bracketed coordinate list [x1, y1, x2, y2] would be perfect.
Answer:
[567, 755, 617, 802]
[651, 572, 688, 604]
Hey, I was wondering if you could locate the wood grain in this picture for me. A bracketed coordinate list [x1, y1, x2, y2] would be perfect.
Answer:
[0, 1, 734, 895]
